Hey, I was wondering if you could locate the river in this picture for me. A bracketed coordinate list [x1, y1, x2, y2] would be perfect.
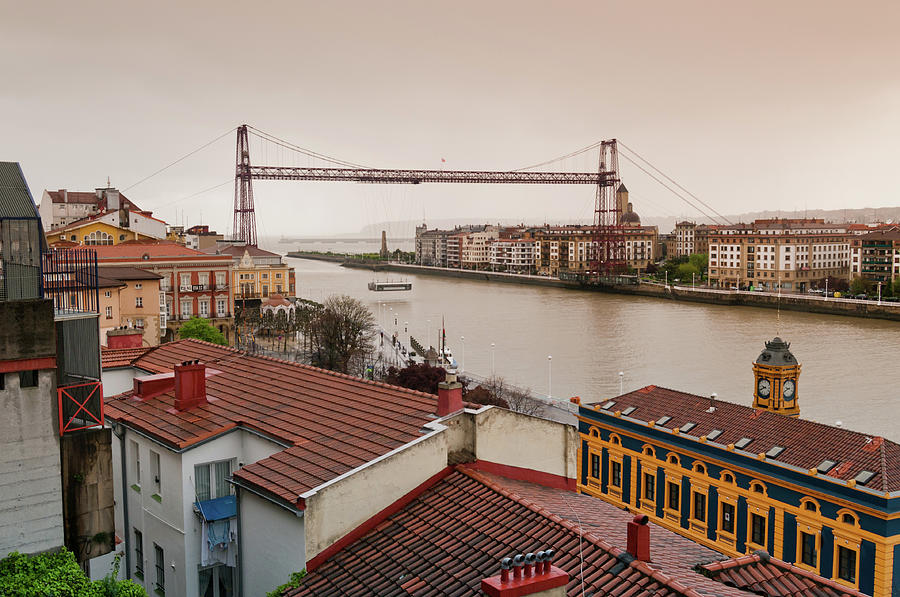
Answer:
[284, 256, 900, 442]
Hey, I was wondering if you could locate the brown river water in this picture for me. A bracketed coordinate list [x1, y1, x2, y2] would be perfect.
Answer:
[285, 257, 900, 441]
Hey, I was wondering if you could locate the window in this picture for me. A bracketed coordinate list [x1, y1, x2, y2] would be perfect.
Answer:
[837, 546, 856, 583]
[261, 285, 269, 296]
[643, 472, 655, 502]
[216, 298, 226, 317]
[692, 491, 707, 523]
[261, 273, 268, 279]
[180, 301, 192, 318]
[135, 283, 142, 289]
[590, 453, 600, 479]
[19, 370, 38, 388]
[180, 274, 191, 289]
[131, 441, 141, 486]
[275, 272, 282, 279]
[154, 544, 165, 594]
[84, 230, 113, 245]
[134, 529, 144, 578]
[105, 291, 111, 298]
[135, 318, 144, 329]
[198, 273, 209, 287]
[135, 296, 143, 308]
[105, 306, 113, 319]
[610, 460, 622, 488]
[151, 450, 161, 495]
[199, 300, 209, 317]
[721, 502, 735, 534]
[667, 481, 680, 511]
[750, 513, 766, 547]
[195, 460, 233, 501]
[800, 532, 817, 567]
[215, 272, 226, 287]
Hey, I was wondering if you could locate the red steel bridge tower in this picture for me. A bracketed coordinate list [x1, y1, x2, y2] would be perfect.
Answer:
[233, 124, 257, 246]
[231, 125, 625, 278]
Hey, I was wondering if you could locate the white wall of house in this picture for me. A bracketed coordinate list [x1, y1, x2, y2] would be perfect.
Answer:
[239, 491, 305, 596]
[0, 369, 64, 558]
[102, 367, 140, 397]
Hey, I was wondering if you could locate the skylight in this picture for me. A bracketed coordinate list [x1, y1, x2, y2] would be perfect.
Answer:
[854, 470, 876, 486]
[679, 422, 697, 433]
[622, 406, 637, 416]
[765, 446, 785, 459]
[706, 429, 723, 441]
[816, 460, 837, 474]
[656, 415, 672, 426]
[601, 401, 616, 410]
[734, 437, 753, 449]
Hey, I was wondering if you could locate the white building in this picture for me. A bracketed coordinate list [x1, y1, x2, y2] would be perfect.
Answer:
[488, 239, 536, 273]
[461, 226, 499, 268]
[103, 339, 577, 597]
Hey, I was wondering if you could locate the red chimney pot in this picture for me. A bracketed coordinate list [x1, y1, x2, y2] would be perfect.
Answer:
[174, 361, 207, 411]
[627, 513, 651, 561]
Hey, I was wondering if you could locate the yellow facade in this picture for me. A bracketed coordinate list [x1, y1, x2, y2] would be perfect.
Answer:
[46, 220, 156, 246]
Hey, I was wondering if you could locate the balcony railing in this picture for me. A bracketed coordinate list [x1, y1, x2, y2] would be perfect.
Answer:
[43, 248, 99, 316]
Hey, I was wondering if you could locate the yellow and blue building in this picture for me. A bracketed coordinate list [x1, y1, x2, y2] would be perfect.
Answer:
[577, 337, 900, 596]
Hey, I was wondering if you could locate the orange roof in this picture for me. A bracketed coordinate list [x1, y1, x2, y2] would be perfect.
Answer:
[104, 339, 443, 507]
[101, 346, 153, 369]
[91, 241, 232, 262]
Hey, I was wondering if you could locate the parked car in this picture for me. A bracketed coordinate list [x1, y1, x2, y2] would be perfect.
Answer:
[855, 294, 868, 300]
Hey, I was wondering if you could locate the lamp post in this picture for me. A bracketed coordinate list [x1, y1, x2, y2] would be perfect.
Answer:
[878, 281, 882, 304]
[460, 336, 465, 372]
[491, 343, 496, 377]
[547, 355, 552, 399]
[825, 278, 829, 300]
[665, 271, 668, 287]
[692, 273, 695, 289]
[619, 371, 624, 395]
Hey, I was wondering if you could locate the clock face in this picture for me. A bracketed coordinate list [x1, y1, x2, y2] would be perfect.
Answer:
[757, 378, 771, 397]
[783, 379, 796, 399]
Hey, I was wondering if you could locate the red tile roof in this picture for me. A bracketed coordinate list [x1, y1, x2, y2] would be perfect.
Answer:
[104, 339, 444, 506]
[285, 466, 753, 597]
[211, 244, 281, 258]
[91, 241, 232, 262]
[97, 266, 163, 281]
[101, 346, 154, 369]
[585, 386, 900, 492]
[701, 551, 868, 597]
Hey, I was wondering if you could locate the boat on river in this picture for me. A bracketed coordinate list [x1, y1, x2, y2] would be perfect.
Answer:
[368, 280, 412, 291]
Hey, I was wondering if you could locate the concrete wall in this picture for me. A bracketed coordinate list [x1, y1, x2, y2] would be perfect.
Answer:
[102, 367, 139, 397]
[303, 431, 448, 560]
[60, 428, 115, 562]
[239, 490, 305, 596]
[0, 299, 56, 360]
[0, 369, 64, 557]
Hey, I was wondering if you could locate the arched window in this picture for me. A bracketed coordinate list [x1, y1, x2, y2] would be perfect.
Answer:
[720, 471, 736, 484]
[609, 434, 621, 446]
[692, 462, 708, 475]
[837, 509, 859, 527]
[84, 230, 113, 245]
[750, 481, 767, 495]
[642, 445, 656, 458]
[800, 498, 820, 513]
[588, 427, 600, 438]
[666, 453, 680, 466]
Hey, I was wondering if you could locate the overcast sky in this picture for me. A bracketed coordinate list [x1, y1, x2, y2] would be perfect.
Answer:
[3, 1, 898, 236]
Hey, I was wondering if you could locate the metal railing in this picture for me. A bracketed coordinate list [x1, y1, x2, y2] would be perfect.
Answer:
[58, 380, 104, 436]
[42, 248, 99, 315]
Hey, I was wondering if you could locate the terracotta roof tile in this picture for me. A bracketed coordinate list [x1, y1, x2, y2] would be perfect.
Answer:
[101, 346, 153, 369]
[585, 386, 900, 491]
[701, 551, 868, 597]
[285, 467, 756, 597]
[91, 241, 232, 261]
[104, 339, 443, 504]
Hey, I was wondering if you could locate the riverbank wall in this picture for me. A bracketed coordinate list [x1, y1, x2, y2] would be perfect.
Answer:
[293, 258, 900, 322]
[286, 251, 349, 263]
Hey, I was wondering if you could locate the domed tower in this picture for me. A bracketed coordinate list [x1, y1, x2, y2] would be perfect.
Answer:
[752, 337, 801, 417]
[621, 202, 641, 227]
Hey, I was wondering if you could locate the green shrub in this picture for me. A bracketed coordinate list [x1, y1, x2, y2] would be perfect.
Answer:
[0, 549, 146, 597]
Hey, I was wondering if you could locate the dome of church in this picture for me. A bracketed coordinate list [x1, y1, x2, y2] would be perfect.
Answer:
[756, 337, 797, 366]
[621, 202, 641, 225]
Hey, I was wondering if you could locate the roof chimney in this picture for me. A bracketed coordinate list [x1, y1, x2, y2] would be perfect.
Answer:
[481, 550, 567, 597]
[626, 514, 651, 561]
[174, 360, 207, 411]
[437, 369, 463, 417]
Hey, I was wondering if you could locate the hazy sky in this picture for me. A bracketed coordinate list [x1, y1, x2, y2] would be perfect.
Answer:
[3, 1, 898, 236]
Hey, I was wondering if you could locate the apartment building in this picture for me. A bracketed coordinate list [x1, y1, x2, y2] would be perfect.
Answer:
[39, 186, 145, 230]
[849, 229, 900, 284]
[97, 267, 164, 347]
[184, 225, 224, 252]
[675, 221, 696, 256]
[91, 242, 234, 343]
[460, 225, 499, 268]
[488, 239, 536, 273]
[534, 224, 658, 276]
[207, 242, 296, 301]
[708, 219, 851, 290]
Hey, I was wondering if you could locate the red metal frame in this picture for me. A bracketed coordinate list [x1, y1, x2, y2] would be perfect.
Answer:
[58, 380, 104, 436]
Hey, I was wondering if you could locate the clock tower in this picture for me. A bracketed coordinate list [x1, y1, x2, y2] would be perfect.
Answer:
[752, 337, 801, 417]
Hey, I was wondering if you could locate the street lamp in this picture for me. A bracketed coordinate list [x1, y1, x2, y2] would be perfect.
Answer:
[878, 281, 882, 304]
[619, 371, 624, 395]
[825, 277, 829, 300]
[547, 355, 552, 399]
[460, 336, 465, 372]
[692, 273, 695, 289]
[491, 342, 496, 377]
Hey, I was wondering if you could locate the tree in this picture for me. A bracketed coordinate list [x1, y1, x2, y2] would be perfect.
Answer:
[850, 276, 873, 295]
[688, 253, 708, 278]
[0, 549, 146, 597]
[384, 363, 446, 394]
[676, 262, 700, 280]
[178, 316, 227, 345]
[464, 385, 509, 408]
[475, 376, 545, 417]
[307, 295, 376, 374]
